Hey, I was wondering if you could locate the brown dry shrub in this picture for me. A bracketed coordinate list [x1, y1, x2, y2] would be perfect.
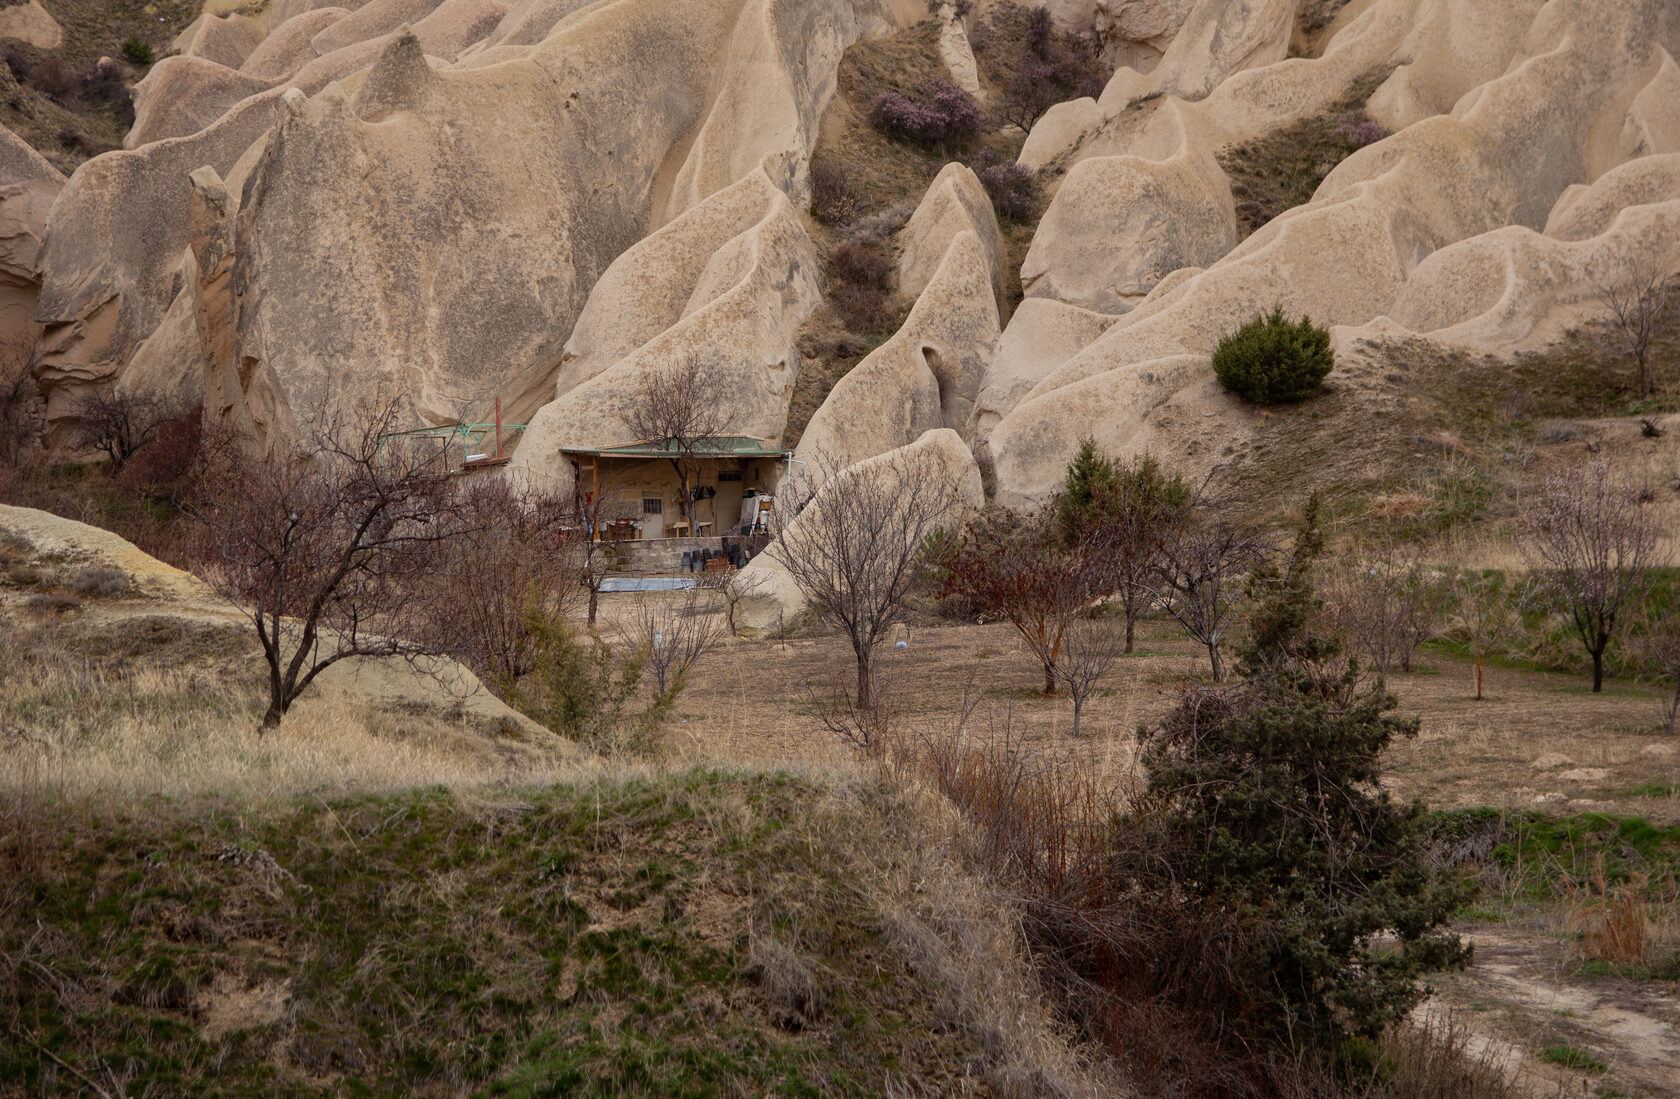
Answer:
[825, 240, 899, 333]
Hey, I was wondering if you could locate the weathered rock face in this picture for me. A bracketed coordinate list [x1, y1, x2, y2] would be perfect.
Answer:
[986, 0, 1680, 506]
[0, 0, 63, 49]
[971, 297, 1117, 435]
[1150, 0, 1296, 101]
[1545, 153, 1680, 241]
[239, 8, 354, 82]
[795, 230, 999, 479]
[897, 161, 1004, 315]
[0, 124, 61, 447]
[1045, 0, 1196, 70]
[174, 13, 269, 69]
[1017, 97, 1102, 170]
[1386, 202, 1680, 354]
[31, 89, 287, 442]
[478, 0, 597, 48]
[507, 167, 822, 498]
[730, 427, 985, 636]
[0, 123, 61, 338]
[1020, 102, 1235, 312]
[30, 0, 905, 455]
[935, 4, 979, 94]
[126, 57, 277, 149]
[309, 0, 447, 55]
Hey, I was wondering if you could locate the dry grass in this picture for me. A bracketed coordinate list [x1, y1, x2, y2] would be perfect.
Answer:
[602, 587, 1679, 823]
[0, 622, 582, 807]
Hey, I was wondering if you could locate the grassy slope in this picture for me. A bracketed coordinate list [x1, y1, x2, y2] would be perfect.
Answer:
[1215, 68, 1393, 239]
[1, 0, 205, 172]
[0, 770, 1021, 1097]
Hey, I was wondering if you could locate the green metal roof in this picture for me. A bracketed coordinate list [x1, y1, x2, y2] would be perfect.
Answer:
[562, 436, 786, 459]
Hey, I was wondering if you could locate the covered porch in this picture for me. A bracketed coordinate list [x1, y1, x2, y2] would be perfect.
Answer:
[561, 436, 787, 542]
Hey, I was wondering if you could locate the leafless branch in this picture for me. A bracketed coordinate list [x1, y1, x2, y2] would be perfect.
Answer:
[1597, 255, 1675, 397]
[1522, 456, 1664, 692]
[618, 351, 728, 522]
[190, 396, 479, 732]
[771, 446, 963, 732]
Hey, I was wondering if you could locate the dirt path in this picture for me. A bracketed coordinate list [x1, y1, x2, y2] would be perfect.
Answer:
[1422, 926, 1680, 1098]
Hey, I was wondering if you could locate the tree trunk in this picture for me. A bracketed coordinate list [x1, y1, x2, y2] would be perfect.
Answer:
[669, 458, 690, 522]
[1207, 641, 1224, 682]
[1042, 657, 1056, 695]
[1071, 692, 1083, 737]
[587, 585, 599, 626]
[1591, 646, 1605, 692]
[260, 701, 283, 736]
[1124, 613, 1136, 654]
[856, 648, 872, 714]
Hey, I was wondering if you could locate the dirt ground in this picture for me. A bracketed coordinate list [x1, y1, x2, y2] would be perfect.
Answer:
[609, 595, 1680, 821]
[597, 590, 1680, 1097]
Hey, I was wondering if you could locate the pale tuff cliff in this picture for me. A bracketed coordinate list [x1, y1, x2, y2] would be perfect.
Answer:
[1, 0, 1676, 521]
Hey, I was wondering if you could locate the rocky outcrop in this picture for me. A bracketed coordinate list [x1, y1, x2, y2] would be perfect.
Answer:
[1017, 97, 1102, 170]
[985, 0, 1680, 505]
[971, 297, 1117, 436]
[1044, 0, 1195, 70]
[795, 230, 999, 478]
[478, 0, 596, 48]
[506, 167, 822, 497]
[547, 170, 797, 405]
[239, 7, 354, 82]
[730, 427, 985, 636]
[0, 124, 61, 448]
[126, 56, 277, 149]
[309, 0, 447, 55]
[1385, 201, 1680, 355]
[1149, 0, 1296, 102]
[1020, 101, 1235, 312]
[935, 4, 979, 94]
[174, 12, 269, 69]
[1545, 153, 1680, 241]
[0, 123, 61, 340]
[897, 162, 1004, 315]
[32, 88, 288, 442]
[36, 0, 905, 454]
[0, 0, 62, 49]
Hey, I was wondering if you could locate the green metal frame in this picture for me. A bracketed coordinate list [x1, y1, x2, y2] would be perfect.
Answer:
[377, 422, 527, 467]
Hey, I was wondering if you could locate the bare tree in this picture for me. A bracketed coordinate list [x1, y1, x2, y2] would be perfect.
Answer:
[772, 447, 961, 719]
[619, 352, 726, 523]
[0, 335, 39, 467]
[71, 387, 173, 470]
[1523, 457, 1663, 692]
[1325, 540, 1448, 674]
[1053, 614, 1123, 737]
[411, 477, 586, 693]
[1598, 255, 1674, 396]
[568, 475, 637, 626]
[192, 399, 472, 732]
[618, 588, 727, 698]
[1151, 498, 1268, 683]
[1631, 603, 1680, 735]
[698, 565, 765, 635]
[932, 506, 1108, 694]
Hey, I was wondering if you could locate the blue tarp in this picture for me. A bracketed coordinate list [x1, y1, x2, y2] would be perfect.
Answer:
[598, 576, 699, 592]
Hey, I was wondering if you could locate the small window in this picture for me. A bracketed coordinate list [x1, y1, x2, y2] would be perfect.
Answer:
[642, 497, 663, 515]
[717, 470, 743, 482]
